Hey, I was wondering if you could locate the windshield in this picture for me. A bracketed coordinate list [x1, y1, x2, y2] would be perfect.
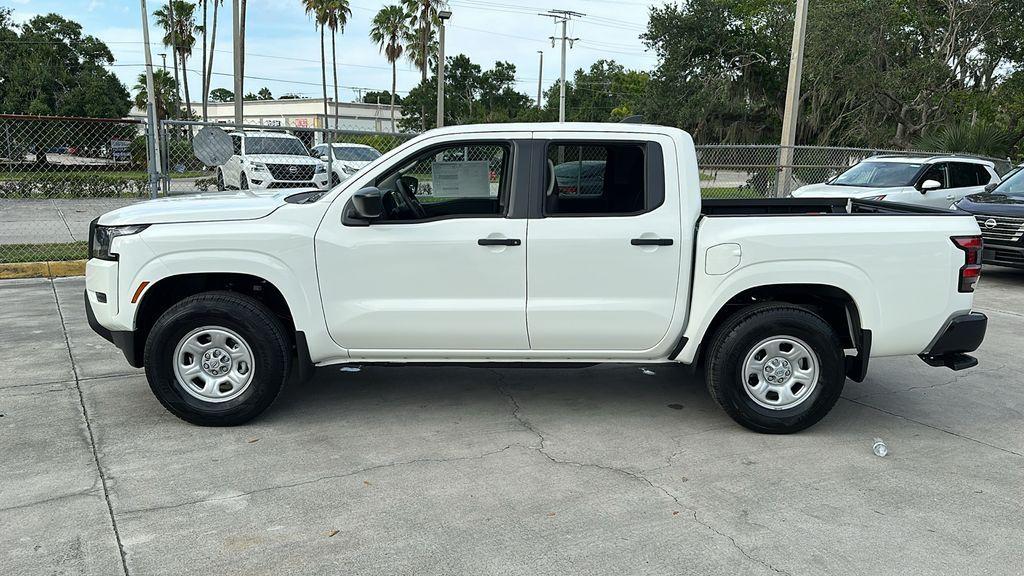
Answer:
[993, 167, 1024, 198]
[832, 161, 922, 187]
[246, 137, 308, 156]
[333, 147, 381, 161]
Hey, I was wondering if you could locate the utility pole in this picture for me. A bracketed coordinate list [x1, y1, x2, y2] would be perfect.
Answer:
[536, 51, 543, 109]
[232, 0, 243, 128]
[436, 10, 452, 128]
[140, 0, 162, 199]
[540, 10, 583, 123]
[777, 0, 809, 197]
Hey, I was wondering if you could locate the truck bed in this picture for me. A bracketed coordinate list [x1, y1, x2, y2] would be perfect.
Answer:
[701, 198, 958, 216]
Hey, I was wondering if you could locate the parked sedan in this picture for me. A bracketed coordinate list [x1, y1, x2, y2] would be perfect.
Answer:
[953, 165, 1024, 269]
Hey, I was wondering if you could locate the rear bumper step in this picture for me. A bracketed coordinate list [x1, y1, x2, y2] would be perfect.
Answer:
[918, 312, 987, 371]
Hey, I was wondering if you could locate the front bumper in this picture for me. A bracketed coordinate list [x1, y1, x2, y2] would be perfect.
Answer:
[919, 312, 987, 371]
[85, 290, 142, 368]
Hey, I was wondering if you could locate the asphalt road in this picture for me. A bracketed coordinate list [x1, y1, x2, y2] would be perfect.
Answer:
[2, 270, 1023, 575]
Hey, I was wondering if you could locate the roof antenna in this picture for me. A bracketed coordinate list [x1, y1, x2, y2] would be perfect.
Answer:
[619, 115, 643, 124]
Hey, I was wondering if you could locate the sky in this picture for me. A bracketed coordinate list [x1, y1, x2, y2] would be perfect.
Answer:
[6, 0, 664, 104]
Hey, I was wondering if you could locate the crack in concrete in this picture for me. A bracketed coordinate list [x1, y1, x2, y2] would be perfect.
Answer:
[842, 397, 1023, 458]
[488, 369, 788, 576]
[120, 444, 520, 516]
[0, 487, 106, 514]
[50, 280, 131, 576]
[50, 199, 76, 242]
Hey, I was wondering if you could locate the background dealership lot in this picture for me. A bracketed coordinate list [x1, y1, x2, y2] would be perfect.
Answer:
[2, 268, 1021, 576]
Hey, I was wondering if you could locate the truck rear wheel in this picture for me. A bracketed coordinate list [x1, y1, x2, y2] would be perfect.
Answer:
[705, 304, 845, 433]
[143, 291, 290, 426]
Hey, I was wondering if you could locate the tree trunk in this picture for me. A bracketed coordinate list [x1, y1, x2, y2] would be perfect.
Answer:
[319, 27, 329, 139]
[390, 60, 397, 133]
[420, 16, 427, 131]
[201, 0, 208, 121]
[205, 0, 219, 118]
[182, 50, 193, 121]
[331, 30, 339, 135]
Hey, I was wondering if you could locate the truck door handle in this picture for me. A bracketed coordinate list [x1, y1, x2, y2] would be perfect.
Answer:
[478, 238, 521, 246]
[631, 238, 673, 246]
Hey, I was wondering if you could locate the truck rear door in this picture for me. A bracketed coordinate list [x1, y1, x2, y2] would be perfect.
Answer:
[526, 133, 684, 351]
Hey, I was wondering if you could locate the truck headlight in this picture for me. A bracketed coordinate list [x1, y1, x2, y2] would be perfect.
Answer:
[342, 165, 358, 174]
[315, 164, 327, 174]
[251, 161, 268, 171]
[89, 221, 149, 261]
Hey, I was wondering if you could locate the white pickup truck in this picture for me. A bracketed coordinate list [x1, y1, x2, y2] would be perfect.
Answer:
[85, 123, 988, 433]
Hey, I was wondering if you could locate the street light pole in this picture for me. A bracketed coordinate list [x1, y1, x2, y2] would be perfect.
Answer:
[777, 0, 810, 197]
[536, 51, 543, 109]
[436, 10, 452, 129]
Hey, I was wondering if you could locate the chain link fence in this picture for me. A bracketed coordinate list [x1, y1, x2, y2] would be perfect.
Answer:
[1, 113, 1016, 264]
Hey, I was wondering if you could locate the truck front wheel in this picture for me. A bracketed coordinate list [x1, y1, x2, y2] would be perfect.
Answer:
[705, 304, 846, 434]
[143, 291, 290, 426]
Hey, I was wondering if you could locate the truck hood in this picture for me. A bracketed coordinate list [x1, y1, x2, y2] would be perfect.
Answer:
[791, 183, 895, 198]
[956, 193, 1024, 217]
[97, 190, 298, 226]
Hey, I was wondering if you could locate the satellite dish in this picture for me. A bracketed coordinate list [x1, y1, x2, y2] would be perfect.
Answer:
[193, 125, 234, 167]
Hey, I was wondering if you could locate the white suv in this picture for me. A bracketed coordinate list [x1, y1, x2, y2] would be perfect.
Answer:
[311, 143, 383, 188]
[792, 155, 1000, 208]
[217, 132, 325, 191]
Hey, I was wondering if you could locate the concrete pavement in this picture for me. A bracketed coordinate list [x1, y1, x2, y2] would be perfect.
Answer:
[1, 270, 1023, 575]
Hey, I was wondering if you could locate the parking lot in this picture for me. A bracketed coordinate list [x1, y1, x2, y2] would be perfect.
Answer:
[2, 270, 1022, 576]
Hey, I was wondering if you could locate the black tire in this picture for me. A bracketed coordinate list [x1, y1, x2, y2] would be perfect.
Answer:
[704, 304, 845, 434]
[144, 291, 290, 426]
[216, 169, 225, 191]
[330, 173, 341, 187]
[239, 172, 249, 190]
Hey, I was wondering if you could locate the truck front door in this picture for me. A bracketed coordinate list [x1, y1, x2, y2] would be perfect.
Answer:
[315, 135, 531, 354]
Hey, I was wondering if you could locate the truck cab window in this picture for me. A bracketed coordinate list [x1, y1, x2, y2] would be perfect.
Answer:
[373, 142, 508, 222]
[545, 143, 646, 215]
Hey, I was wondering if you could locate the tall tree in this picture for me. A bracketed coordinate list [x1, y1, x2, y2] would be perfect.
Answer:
[323, 0, 352, 132]
[203, 0, 222, 121]
[370, 5, 407, 132]
[302, 0, 332, 130]
[402, 0, 447, 130]
[154, 1, 201, 120]
[0, 12, 130, 117]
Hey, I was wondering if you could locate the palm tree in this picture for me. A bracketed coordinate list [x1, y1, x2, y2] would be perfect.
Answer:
[402, 0, 446, 130]
[322, 1, 352, 134]
[370, 5, 407, 133]
[133, 70, 179, 121]
[154, 1, 201, 120]
[202, 0, 224, 119]
[402, 0, 446, 83]
[302, 0, 331, 131]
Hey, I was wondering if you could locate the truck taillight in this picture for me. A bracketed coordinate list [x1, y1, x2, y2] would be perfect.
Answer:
[952, 236, 982, 293]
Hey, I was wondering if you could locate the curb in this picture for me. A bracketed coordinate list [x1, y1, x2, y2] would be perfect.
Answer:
[0, 260, 87, 280]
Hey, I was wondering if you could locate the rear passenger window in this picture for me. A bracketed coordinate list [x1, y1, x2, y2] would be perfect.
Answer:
[545, 143, 649, 216]
[974, 165, 992, 185]
[949, 163, 980, 188]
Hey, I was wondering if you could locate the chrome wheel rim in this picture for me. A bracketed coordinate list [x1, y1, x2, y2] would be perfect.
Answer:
[172, 326, 255, 403]
[741, 336, 819, 410]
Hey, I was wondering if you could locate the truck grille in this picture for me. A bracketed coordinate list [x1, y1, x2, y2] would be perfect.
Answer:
[974, 214, 1024, 244]
[267, 164, 315, 181]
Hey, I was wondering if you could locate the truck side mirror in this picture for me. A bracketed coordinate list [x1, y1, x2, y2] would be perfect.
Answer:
[320, 154, 330, 162]
[984, 182, 998, 193]
[351, 187, 383, 220]
[920, 179, 942, 192]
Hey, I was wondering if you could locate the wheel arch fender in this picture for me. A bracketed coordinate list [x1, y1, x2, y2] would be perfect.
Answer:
[678, 260, 880, 365]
